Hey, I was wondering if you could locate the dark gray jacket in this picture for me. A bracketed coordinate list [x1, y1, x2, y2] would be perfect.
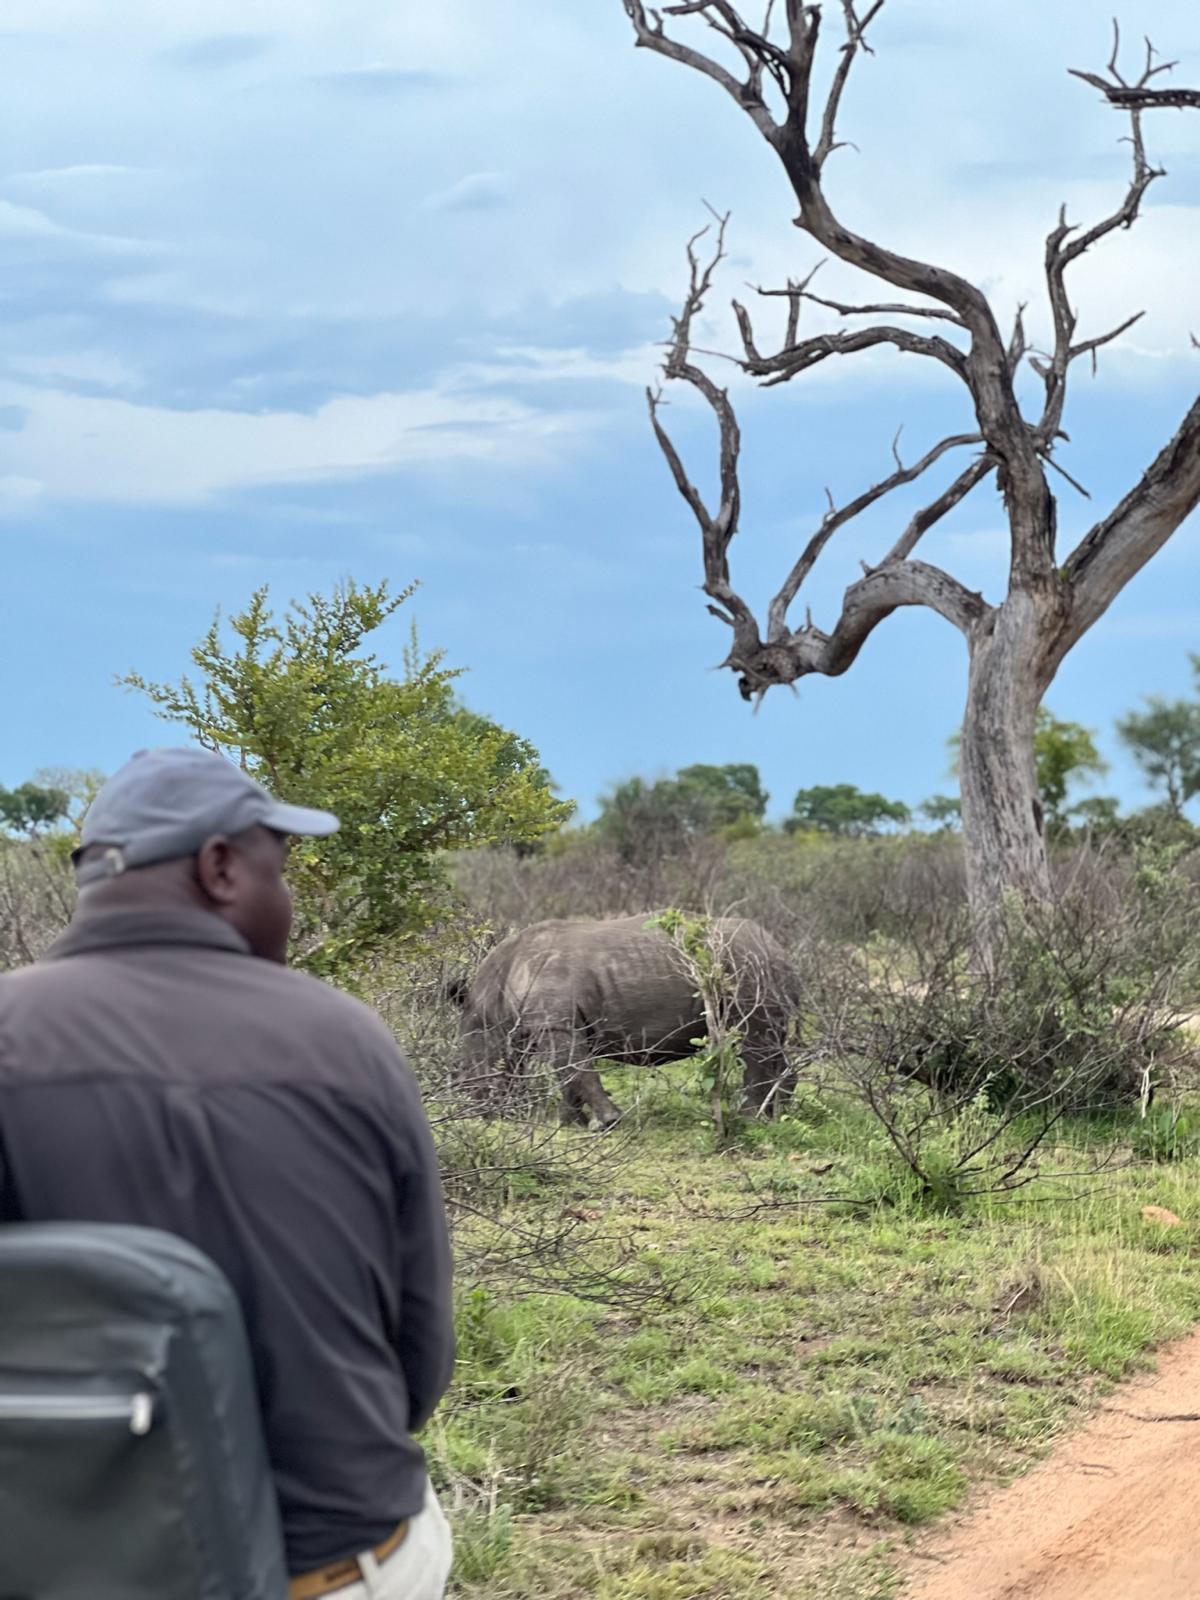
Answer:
[0, 908, 454, 1572]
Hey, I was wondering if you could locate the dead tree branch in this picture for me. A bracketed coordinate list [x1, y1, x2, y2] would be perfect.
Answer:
[629, 0, 1021, 689]
[882, 452, 997, 565]
[1072, 79, 1200, 111]
[734, 296, 968, 384]
[729, 560, 989, 701]
[623, 0, 778, 138]
[816, 0, 887, 167]
[644, 210, 764, 665]
[1071, 24, 1198, 111]
[766, 433, 988, 640]
[1037, 29, 1167, 448]
[754, 277, 966, 327]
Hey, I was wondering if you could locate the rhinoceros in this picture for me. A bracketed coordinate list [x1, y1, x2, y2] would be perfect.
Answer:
[452, 912, 799, 1128]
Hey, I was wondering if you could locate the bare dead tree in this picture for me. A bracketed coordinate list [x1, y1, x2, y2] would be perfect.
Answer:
[619, 3, 1200, 931]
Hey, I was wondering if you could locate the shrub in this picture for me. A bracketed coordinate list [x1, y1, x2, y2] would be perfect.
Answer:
[804, 848, 1200, 1207]
[121, 579, 570, 984]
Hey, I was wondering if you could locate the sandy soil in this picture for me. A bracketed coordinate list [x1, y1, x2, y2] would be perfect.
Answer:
[906, 1331, 1200, 1600]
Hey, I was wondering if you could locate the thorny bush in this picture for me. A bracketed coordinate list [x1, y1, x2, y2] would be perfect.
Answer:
[798, 842, 1200, 1207]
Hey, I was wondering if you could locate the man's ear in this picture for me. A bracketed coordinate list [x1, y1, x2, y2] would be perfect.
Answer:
[194, 835, 238, 905]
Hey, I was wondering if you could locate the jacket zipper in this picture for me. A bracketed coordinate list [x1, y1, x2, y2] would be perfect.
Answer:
[0, 1391, 154, 1435]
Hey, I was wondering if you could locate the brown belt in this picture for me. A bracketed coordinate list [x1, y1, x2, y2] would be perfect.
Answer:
[288, 1520, 410, 1600]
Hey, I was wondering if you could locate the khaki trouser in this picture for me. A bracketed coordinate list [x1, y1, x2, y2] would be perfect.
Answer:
[323, 1484, 453, 1600]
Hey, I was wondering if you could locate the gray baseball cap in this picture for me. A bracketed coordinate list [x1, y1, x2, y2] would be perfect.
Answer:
[73, 747, 340, 886]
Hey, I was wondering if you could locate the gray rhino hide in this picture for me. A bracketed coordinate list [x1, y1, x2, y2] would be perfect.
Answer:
[457, 913, 799, 1127]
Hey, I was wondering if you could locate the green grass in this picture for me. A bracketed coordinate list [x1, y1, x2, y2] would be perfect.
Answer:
[430, 1073, 1200, 1598]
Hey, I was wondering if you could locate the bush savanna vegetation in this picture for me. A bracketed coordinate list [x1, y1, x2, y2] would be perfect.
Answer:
[5, 579, 1200, 1596]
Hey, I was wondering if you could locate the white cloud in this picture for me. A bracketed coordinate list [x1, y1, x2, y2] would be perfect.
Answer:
[418, 172, 511, 213]
[99, 271, 254, 316]
[449, 343, 662, 389]
[0, 381, 592, 505]
[0, 475, 44, 514]
[0, 0, 1191, 506]
[8, 164, 156, 184]
[7, 350, 143, 390]
[0, 197, 160, 256]
[0, 198, 89, 239]
[4, 0, 1187, 364]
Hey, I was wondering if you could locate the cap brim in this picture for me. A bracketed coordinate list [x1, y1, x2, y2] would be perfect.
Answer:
[261, 801, 341, 839]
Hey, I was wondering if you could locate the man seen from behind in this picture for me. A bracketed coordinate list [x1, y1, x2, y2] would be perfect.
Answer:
[0, 747, 455, 1600]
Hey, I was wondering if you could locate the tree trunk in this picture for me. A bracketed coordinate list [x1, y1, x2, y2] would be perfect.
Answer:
[959, 596, 1054, 927]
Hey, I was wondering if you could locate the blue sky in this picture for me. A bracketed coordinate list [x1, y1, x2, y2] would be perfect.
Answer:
[1, 0, 1197, 822]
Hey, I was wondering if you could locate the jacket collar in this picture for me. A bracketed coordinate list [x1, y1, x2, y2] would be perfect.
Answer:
[44, 909, 253, 962]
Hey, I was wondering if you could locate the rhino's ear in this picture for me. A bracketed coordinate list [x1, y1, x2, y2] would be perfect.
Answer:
[442, 972, 471, 1009]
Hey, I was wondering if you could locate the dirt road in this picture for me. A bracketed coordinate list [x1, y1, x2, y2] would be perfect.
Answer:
[906, 1330, 1200, 1600]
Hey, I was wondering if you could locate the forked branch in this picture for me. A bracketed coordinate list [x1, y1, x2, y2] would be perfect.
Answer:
[734, 304, 968, 385]
[816, 0, 887, 167]
[755, 276, 966, 328]
[647, 212, 760, 663]
[1037, 26, 1168, 444]
[644, 205, 996, 684]
[1070, 24, 1198, 111]
[623, 0, 779, 138]
[725, 560, 990, 703]
[1042, 23, 1200, 654]
[765, 434, 989, 641]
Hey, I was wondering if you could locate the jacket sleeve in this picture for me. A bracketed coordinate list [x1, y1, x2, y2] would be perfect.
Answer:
[387, 1057, 456, 1431]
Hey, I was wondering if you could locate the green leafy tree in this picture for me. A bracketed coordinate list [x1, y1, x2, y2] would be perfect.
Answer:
[0, 783, 69, 836]
[674, 763, 768, 831]
[785, 783, 910, 838]
[1065, 795, 1124, 834]
[0, 770, 106, 879]
[920, 794, 962, 831]
[1116, 697, 1200, 820]
[122, 580, 571, 981]
[594, 776, 687, 866]
[1034, 709, 1108, 824]
[596, 762, 768, 863]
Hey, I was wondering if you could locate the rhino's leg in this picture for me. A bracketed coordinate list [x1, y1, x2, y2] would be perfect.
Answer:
[460, 1035, 506, 1117]
[742, 1042, 794, 1119]
[571, 1066, 624, 1131]
[538, 1028, 624, 1130]
[559, 1073, 591, 1127]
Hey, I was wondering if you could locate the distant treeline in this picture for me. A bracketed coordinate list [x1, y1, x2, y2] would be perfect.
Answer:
[576, 664, 1200, 865]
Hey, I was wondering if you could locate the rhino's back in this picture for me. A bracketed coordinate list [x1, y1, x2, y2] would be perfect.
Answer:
[474, 915, 685, 1016]
[708, 916, 798, 991]
[471, 913, 795, 1044]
